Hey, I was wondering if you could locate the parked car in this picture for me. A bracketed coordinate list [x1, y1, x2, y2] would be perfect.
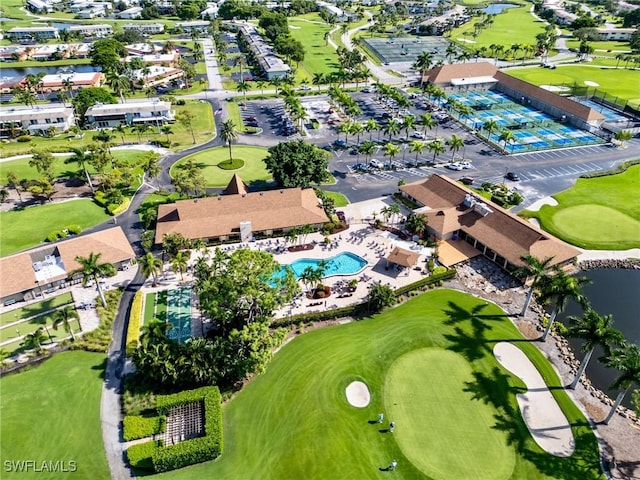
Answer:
[506, 172, 520, 181]
[333, 139, 348, 148]
[460, 176, 475, 185]
[353, 163, 369, 172]
[369, 158, 384, 169]
[362, 87, 372, 93]
[459, 161, 472, 169]
[411, 131, 426, 139]
[445, 163, 463, 171]
[349, 147, 359, 155]
[244, 116, 257, 122]
[298, 85, 311, 91]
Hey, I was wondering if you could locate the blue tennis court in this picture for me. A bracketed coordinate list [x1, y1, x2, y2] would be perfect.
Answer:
[166, 287, 191, 343]
[575, 99, 629, 123]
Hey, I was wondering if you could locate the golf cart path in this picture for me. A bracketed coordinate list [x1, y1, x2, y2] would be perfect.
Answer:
[493, 342, 575, 457]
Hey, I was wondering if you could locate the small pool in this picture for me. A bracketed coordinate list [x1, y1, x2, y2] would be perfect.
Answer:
[283, 252, 368, 279]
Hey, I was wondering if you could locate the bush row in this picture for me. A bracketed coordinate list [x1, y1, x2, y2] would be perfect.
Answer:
[151, 387, 223, 473]
[125, 290, 144, 356]
[46, 224, 82, 242]
[127, 440, 163, 471]
[123, 415, 166, 441]
[580, 158, 640, 178]
[109, 197, 130, 215]
[73, 289, 122, 353]
[393, 269, 456, 297]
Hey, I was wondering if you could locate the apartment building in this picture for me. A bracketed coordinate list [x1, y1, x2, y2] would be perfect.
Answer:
[84, 100, 175, 128]
[0, 104, 75, 137]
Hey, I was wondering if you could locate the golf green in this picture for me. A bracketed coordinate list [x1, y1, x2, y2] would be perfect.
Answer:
[385, 348, 514, 480]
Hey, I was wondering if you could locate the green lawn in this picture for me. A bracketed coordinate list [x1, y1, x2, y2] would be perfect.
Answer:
[288, 17, 340, 81]
[521, 164, 640, 250]
[170, 146, 271, 187]
[0, 293, 73, 325]
[320, 190, 349, 207]
[507, 65, 640, 108]
[0, 199, 110, 257]
[143, 292, 157, 325]
[450, 6, 547, 53]
[564, 39, 630, 53]
[0, 313, 80, 344]
[0, 351, 109, 479]
[0, 149, 148, 184]
[155, 289, 601, 479]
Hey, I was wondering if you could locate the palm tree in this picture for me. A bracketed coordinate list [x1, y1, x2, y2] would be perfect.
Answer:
[413, 51, 434, 87]
[613, 130, 632, 148]
[446, 134, 464, 162]
[406, 213, 427, 237]
[482, 119, 498, 140]
[22, 328, 48, 353]
[498, 129, 516, 152]
[300, 266, 322, 295]
[50, 305, 79, 341]
[74, 252, 116, 307]
[409, 140, 425, 166]
[160, 125, 173, 144]
[402, 115, 415, 141]
[220, 119, 238, 164]
[256, 80, 266, 95]
[602, 343, 640, 424]
[420, 113, 438, 138]
[66, 147, 94, 192]
[140, 318, 171, 346]
[114, 124, 127, 145]
[236, 80, 250, 100]
[538, 271, 590, 342]
[350, 122, 364, 144]
[567, 310, 625, 390]
[139, 252, 162, 287]
[364, 118, 379, 142]
[426, 139, 445, 163]
[171, 251, 190, 281]
[384, 118, 401, 142]
[338, 122, 351, 143]
[359, 140, 376, 166]
[234, 56, 246, 82]
[383, 143, 401, 168]
[108, 74, 131, 103]
[514, 255, 556, 317]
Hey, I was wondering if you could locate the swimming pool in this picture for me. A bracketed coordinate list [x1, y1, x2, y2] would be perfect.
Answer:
[283, 252, 368, 279]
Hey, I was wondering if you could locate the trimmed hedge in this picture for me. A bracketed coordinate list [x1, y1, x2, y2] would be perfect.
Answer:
[127, 440, 163, 471]
[151, 387, 223, 473]
[123, 415, 166, 441]
[580, 158, 640, 179]
[392, 268, 456, 296]
[125, 290, 144, 356]
[110, 197, 130, 216]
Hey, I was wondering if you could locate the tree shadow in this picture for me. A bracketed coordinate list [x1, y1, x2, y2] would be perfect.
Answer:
[443, 326, 488, 362]
[91, 356, 107, 381]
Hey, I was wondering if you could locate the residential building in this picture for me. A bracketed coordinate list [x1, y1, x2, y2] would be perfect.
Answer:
[422, 62, 605, 130]
[317, 1, 354, 22]
[117, 6, 143, 19]
[0, 104, 75, 138]
[40, 72, 104, 91]
[5, 27, 59, 41]
[84, 99, 175, 128]
[175, 20, 210, 33]
[201, 3, 218, 19]
[27, 0, 53, 14]
[123, 52, 180, 67]
[76, 7, 108, 18]
[0, 76, 26, 94]
[239, 25, 290, 80]
[0, 227, 135, 305]
[67, 24, 113, 37]
[122, 23, 165, 35]
[594, 28, 636, 41]
[0, 46, 28, 62]
[155, 175, 329, 244]
[130, 65, 184, 89]
[399, 175, 579, 271]
[125, 43, 162, 55]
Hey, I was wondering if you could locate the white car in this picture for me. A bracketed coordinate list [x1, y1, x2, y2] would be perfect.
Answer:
[445, 163, 463, 171]
[459, 161, 472, 169]
[411, 131, 426, 139]
[298, 85, 311, 91]
[369, 158, 384, 169]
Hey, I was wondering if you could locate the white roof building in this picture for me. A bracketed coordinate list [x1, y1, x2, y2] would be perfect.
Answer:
[0, 104, 75, 137]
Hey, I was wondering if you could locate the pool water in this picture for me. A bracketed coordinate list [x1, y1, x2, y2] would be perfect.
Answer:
[281, 252, 368, 279]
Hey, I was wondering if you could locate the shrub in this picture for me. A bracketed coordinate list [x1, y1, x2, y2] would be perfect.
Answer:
[65, 224, 82, 235]
[151, 139, 171, 148]
[127, 440, 162, 471]
[126, 290, 144, 356]
[46, 230, 65, 242]
[123, 414, 166, 441]
[74, 289, 122, 352]
[432, 265, 448, 275]
[393, 268, 456, 297]
[110, 198, 130, 216]
[175, 99, 186, 105]
[17, 135, 32, 142]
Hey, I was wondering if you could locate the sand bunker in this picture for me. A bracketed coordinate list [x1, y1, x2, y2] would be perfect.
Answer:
[540, 85, 570, 92]
[584, 80, 599, 87]
[494, 342, 575, 457]
[346, 381, 370, 407]
[457, 38, 476, 44]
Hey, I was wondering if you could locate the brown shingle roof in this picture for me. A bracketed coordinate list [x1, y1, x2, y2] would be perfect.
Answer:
[224, 174, 248, 196]
[155, 188, 329, 243]
[0, 227, 135, 298]
[387, 247, 421, 268]
[423, 62, 498, 85]
[494, 71, 604, 123]
[400, 175, 579, 267]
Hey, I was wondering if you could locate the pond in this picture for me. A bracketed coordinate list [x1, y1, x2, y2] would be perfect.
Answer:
[559, 268, 640, 408]
[482, 3, 518, 14]
[0, 64, 100, 78]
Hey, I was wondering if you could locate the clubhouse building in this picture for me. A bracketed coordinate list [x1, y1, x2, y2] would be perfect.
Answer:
[0, 227, 135, 306]
[155, 175, 329, 244]
[400, 175, 580, 272]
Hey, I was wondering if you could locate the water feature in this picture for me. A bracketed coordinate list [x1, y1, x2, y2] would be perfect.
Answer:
[0, 64, 100, 78]
[559, 268, 640, 408]
[286, 252, 368, 278]
[482, 3, 518, 14]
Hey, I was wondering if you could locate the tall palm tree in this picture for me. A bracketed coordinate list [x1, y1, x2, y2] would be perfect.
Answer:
[482, 119, 498, 140]
[312, 72, 325, 93]
[160, 125, 173, 143]
[359, 140, 376, 166]
[139, 252, 162, 287]
[234, 56, 246, 82]
[409, 140, 425, 166]
[384, 118, 401, 142]
[65, 147, 94, 192]
[446, 134, 464, 162]
[402, 115, 415, 141]
[538, 271, 590, 342]
[350, 122, 364, 144]
[498, 129, 516, 152]
[50, 305, 80, 341]
[236, 80, 250, 100]
[256, 80, 266, 95]
[406, 213, 427, 237]
[602, 343, 640, 424]
[74, 252, 116, 307]
[338, 122, 351, 143]
[427, 139, 445, 163]
[514, 255, 555, 317]
[220, 119, 238, 164]
[567, 310, 625, 390]
[420, 113, 437, 138]
[22, 327, 48, 353]
[171, 251, 190, 281]
[114, 124, 127, 145]
[413, 51, 434, 87]
[383, 143, 401, 168]
[364, 119, 379, 142]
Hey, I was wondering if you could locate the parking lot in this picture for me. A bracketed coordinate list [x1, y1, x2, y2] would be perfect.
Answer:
[242, 100, 300, 138]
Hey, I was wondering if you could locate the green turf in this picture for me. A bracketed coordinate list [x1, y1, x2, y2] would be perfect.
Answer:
[0, 313, 80, 343]
[0, 293, 73, 325]
[170, 146, 271, 187]
[321, 190, 349, 207]
[564, 38, 630, 53]
[288, 17, 340, 81]
[521, 165, 640, 249]
[143, 293, 157, 326]
[385, 348, 514, 479]
[0, 351, 109, 479]
[154, 289, 601, 480]
[0, 149, 148, 184]
[0, 199, 111, 257]
[450, 6, 547, 53]
[507, 66, 640, 108]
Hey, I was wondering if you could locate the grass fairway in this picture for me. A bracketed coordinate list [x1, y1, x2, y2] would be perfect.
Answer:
[522, 165, 640, 249]
[171, 146, 271, 187]
[288, 17, 340, 81]
[386, 348, 514, 479]
[156, 289, 601, 480]
[507, 66, 640, 108]
[0, 199, 110, 256]
[0, 351, 109, 479]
